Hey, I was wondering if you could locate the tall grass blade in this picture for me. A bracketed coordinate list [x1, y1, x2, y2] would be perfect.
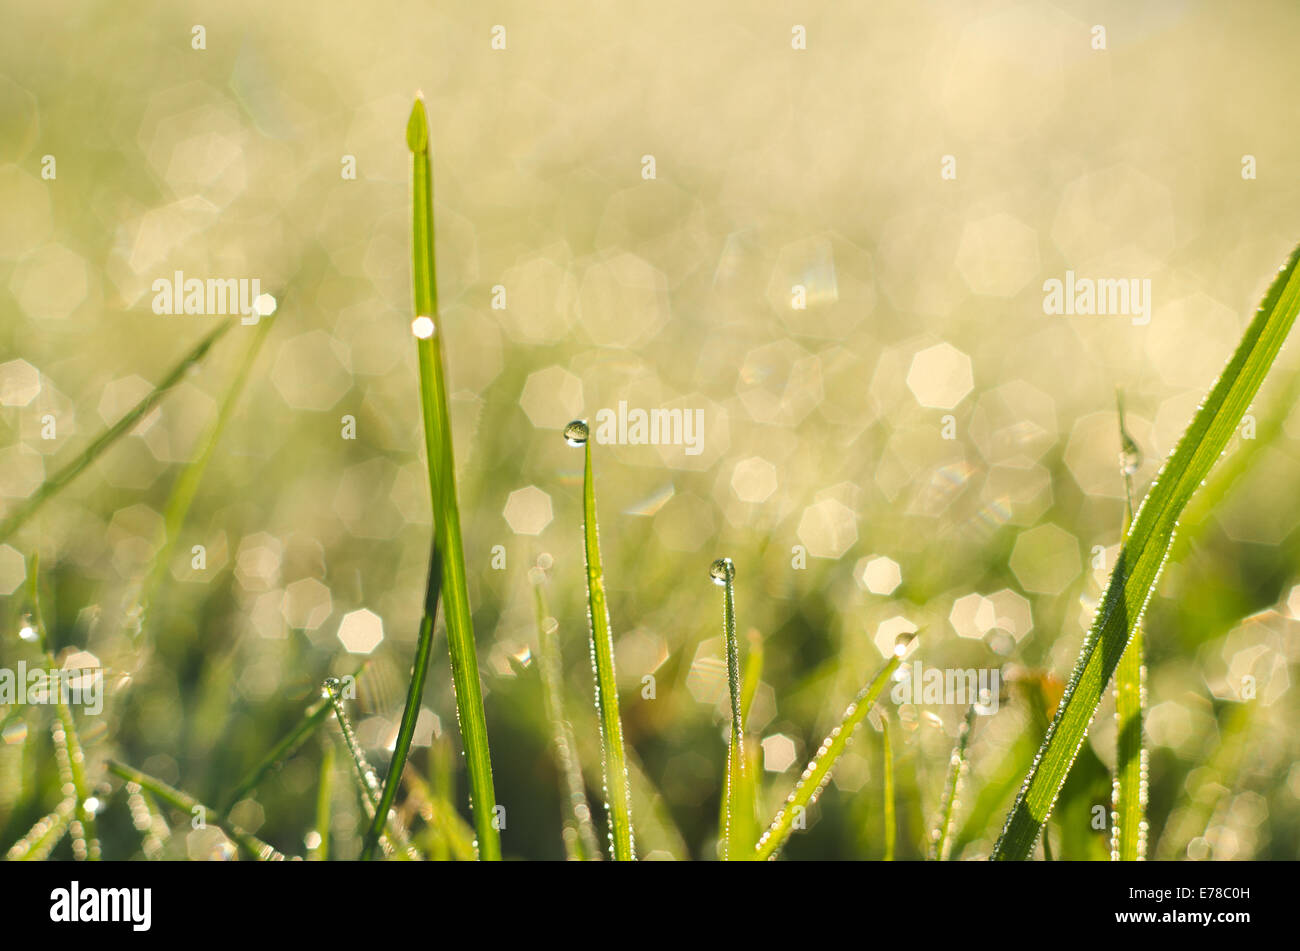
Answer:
[992, 242, 1300, 860]
[754, 642, 911, 861]
[565, 419, 635, 860]
[362, 539, 440, 860]
[107, 760, 285, 860]
[406, 96, 499, 861]
[929, 704, 977, 861]
[531, 560, 601, 860]
[0, 324, 230, 544]
[1112, 390, 1147, 861]
[728, 629, 763, 857]
[310, 741, 334, 861]
[710, 557, 746, 860]
[881, 713, 896, 861]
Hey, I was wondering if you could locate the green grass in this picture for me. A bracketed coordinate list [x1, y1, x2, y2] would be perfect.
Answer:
[753, 643, 910, 860]
[711, 557, 745, 860]
[405, 96, 500, 862]
[991, 241, 1300, 860]
[567, 418, 636, 860]
[0, 323, 230, 545]
[929, 704, 977, 861]
[881, 713, 895, 861]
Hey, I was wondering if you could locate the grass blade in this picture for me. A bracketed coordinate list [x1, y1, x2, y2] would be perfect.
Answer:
[310, 741, 334, 861]
[928, 704, 977, 861]
[321, 678, 417, 860]
[710, 557, 746, 860]
[28, 554, 100, 860]
[135, 310, 275, 633]
[754, 640, 912, 861]
[5, 798, 74, 860]
[406, 95, 500, 861]
[881, 712, 896, 861]
[361, 539, 440, 860]
[0, 323, 230, 544]
[531, 559, 602, 861]
[107, 760, 285, 860]
[992, 241, 1300, 860]
[1112, 391, 1147, 861]
[565, 419, 635, 860]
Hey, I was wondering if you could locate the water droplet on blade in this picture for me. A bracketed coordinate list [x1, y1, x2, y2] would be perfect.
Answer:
[709, 557, 735, 586]
[564, 419, 589, 446]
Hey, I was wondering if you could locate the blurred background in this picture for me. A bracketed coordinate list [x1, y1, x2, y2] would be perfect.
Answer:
[2, 0, 1299, 860]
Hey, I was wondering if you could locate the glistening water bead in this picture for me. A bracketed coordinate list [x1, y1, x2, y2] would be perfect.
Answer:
[709, 557, 735, 586]
[563, 419, 589, 446]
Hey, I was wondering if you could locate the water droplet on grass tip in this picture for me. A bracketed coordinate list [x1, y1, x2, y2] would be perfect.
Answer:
[894, 631, 917, 655]
[564, 419, 589, 446]
[709, 557, 735, 586]
[321, 677, 341, 698]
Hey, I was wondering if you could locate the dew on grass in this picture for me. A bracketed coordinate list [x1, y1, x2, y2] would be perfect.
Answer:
[411, 315, 435, 339]
[563, 419, 589, 446]
[709, 557, 734, 586]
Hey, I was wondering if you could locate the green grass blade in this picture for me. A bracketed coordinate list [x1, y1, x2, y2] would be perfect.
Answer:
[710, 557, 746, 860]
[220, 697, 332, 816]
[28, 555, 100, 860]
[728, 629, 763, 857]
[881, 713, 896, 861]
[5, 798, 74, 860]
[992, 242, 1300, 860]
[107, 760, 285, 860]
[0, 323, 230, 545]
[929, 704, 977, 861]
[1112, 391, 1147, 861]
[362, 540, 440, 861]
[531, 561, 602, 861]
[406, 761, 480, 861]
[754, 645, 909, 861]
[136, 312, 275, 632]
[321, 678, 417, 860]
[565, 421, 635, 860]
[407, 96, 499, 862]
[310, 741, 334, 861]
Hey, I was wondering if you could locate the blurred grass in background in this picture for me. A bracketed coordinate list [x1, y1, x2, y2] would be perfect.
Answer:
[2, 0, 1299, 859]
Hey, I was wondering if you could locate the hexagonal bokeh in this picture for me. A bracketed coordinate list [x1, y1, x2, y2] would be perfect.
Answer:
[874, 615, 919, 660]
[968, 379, 1057, 466]
[761, 734, 797, 773]
[503, 485, 554, 535]
[0, 359, 40, 407]
[282, 578, 332, 632]
[337, 608, 384, 655]
[272, 331, 351, 411]
[906, 342, 973, 410]
[519, 365, 584, 430]
[576, 252, 668, 348]
[730, 456, 777, 503]
[1051, 164, 1176, 268]
[9, 243, 88, 320]
[1009, 523, 1081, 596]
[796, 498, 857, 559]
[955, 212, 1040, 297]
[0, 445, 44, 498]
[857, 555, 902, 595]
[497, 251, 579, 343]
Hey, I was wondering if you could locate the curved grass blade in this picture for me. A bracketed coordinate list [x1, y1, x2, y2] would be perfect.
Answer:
[219, 694, 332, 815]
[992, 242, 1300, 860]
[729, 628, 763, 857]
[754, 642, 911, 861]
[107, 760, 285, 860]
[531, 560, 601, 861]
[0, 323, 230, 544]
[5, 798, 74, 860]
[929, 704, 977, 861]
[407, 96, 499, 861]
[1112, 390, 1147, 861]
[710, 557, 746, 860]
[361, 539, 440, 861]
[565, 419, 635, 860]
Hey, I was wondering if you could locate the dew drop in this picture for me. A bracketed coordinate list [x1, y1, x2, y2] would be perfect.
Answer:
[411, 315, 435, 339]
[894, 630, 917, 655]
[709, 557, 735, 586]
[321, 677, 341, 698]
[563, 419, 589, 446]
